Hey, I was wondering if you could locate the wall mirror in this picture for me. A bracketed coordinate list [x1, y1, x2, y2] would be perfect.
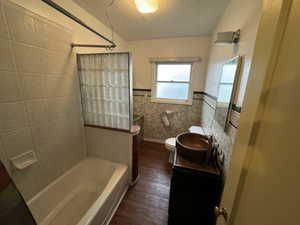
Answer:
[214, 56, 242, 131]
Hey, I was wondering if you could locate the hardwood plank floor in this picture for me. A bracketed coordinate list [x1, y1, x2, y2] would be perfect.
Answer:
[109, 141, 172, 225]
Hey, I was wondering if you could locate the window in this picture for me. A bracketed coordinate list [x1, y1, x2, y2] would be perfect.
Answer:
[77, 53, 132, 131]
[217, 61, 238, 103]
[151, 63, 193, 105]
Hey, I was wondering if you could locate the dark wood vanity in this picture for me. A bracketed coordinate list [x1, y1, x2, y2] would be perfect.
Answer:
[168, 149, 224, 225]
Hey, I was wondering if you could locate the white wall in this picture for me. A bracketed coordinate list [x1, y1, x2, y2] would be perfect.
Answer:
[8, 1, 211, 92]
[8, 0, 128, 54]
[0, 0, 133, 198]
[200, 0, 262, 171]
[85, 127, 133, 180]
[204, 0, 262, 107]
[128, 36, 211, 91]
[0, 1, 86, 200]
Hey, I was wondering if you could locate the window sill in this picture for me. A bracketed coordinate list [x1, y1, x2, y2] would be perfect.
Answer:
[151, 98, 193, 105]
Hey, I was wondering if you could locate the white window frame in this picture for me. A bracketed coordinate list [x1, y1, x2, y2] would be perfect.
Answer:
[151, 62, 194, 105]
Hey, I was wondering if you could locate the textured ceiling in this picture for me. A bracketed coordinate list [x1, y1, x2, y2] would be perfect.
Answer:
[73, 0, 229, 41]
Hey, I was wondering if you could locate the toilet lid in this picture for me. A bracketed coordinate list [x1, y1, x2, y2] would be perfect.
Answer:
[165, 137, 176, 151]
[188, 126, 205, 135]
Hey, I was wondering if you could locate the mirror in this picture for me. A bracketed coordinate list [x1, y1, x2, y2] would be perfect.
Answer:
[214, 56, 242, 131]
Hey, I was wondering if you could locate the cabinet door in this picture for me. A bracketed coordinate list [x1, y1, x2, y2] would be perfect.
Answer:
[168, 168, 222, 225]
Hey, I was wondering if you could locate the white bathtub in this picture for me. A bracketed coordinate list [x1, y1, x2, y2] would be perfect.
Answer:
[27, 157, 128, 225]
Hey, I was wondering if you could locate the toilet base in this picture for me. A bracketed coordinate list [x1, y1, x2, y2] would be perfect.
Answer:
[168, 151, 175, 164]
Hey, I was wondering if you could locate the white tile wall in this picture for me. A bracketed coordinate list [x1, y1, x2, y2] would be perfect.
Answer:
[201, 96, 238, 170]
[2, 127, 35, 158]
[0, 102, 28, 132]
[0, 39, 15, 71]
[13, 43, 48, 74]
[21, 75, 47, 99]
[0, 2, 86, 200]
[47, 51, 74, 75]
[46, 97, 74, 121]
[25, 99, 49, 125]
[0, 2, 10, 40]
[46, 77, 75, 97]
[5, 4, 47, 48]
[0, 71, 22, 102]
[46, 23, 72, 52]
[31, 121, 57, 147]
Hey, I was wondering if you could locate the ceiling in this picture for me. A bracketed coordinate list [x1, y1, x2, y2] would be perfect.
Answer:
[73, 0, 229, 41]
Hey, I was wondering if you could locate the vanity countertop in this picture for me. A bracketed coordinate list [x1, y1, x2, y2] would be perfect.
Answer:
[173, 149, 221, 176]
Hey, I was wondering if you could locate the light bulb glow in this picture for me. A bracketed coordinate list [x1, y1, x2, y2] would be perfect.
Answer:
[134, 0, 158, 14]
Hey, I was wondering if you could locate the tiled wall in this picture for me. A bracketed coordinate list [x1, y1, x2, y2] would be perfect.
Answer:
[0, 2, 86, 200]
[133, 90, 202, 141]
[201, 95, 239, 170]
[201, 0, 261, 170]
[133, 89, 238, 165]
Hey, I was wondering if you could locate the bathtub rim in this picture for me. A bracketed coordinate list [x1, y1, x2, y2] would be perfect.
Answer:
[27, 156, 128, 225]
[77, 159, 128, 225]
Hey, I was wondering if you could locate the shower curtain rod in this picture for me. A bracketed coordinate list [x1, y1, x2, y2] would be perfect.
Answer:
[41, 0, 116, 49]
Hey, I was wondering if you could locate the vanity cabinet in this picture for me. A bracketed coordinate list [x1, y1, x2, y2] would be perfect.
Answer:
[168, 152, 224, 225]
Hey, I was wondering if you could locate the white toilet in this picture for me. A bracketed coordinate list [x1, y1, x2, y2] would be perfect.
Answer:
[165, 137, 176, 163]
[188, 126, 206, 135]
[164, 126, 205, 164]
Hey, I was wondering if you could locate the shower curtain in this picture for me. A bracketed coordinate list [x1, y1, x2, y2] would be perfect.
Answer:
[77, 53, 132, 130]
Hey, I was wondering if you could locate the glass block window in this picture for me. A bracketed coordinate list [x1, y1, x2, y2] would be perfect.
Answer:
[77, 53, 131, 130]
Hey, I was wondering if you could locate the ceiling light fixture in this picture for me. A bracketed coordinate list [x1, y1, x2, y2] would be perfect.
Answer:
[134, 0, 158, 14]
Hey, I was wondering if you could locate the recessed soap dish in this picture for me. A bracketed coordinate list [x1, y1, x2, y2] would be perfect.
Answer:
[10, 151, 38, 170]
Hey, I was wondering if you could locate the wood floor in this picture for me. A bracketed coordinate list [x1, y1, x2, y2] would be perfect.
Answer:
[109, 141, 172, 225]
